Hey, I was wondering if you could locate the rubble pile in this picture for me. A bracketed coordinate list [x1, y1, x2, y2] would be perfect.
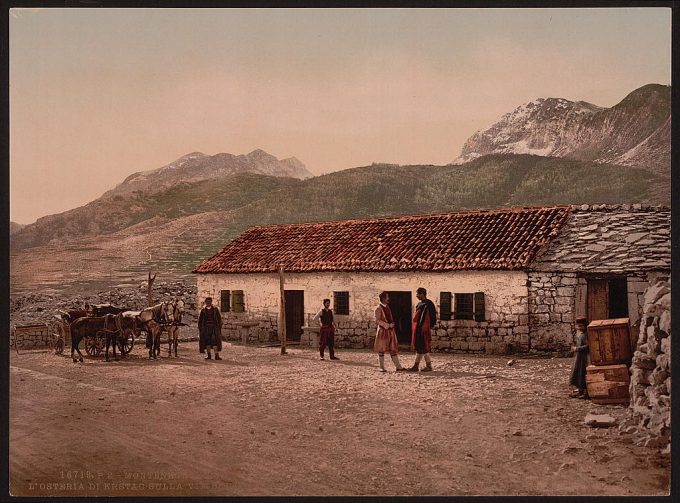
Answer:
[10, 280, 198, 328]
[621, 278, 671, 453]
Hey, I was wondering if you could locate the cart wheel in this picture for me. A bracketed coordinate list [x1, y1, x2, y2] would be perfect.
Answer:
[124, 332, 135, 354]
[85, 336, 102, 356]
[49, 320, 66, 354]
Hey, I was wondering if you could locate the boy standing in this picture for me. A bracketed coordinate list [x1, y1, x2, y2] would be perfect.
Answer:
[313, 298, 339, 360]
[569, 317, 590, 398]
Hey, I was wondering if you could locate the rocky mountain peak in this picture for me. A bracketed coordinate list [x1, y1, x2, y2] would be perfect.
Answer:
[102, 149, 313, 199]
[454, 84, 670, 177]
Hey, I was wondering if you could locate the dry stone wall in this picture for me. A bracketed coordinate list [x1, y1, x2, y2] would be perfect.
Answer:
[626, 278, 671, 451]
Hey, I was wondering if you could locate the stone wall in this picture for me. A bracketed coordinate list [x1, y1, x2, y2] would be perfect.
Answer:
[627, 278, 671, 451]
[527, 272, 578, 351]
[10, 325, 52, 349]
[526, 271, 656, 353]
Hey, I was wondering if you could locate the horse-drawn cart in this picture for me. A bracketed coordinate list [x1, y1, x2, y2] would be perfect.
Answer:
[50, 310, 136, 357]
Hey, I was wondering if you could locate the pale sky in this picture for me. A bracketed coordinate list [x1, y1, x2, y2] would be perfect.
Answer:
[10, 7, 671, 224]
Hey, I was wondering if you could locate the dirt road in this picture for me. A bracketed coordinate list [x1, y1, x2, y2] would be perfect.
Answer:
[9, 342, 669, 496]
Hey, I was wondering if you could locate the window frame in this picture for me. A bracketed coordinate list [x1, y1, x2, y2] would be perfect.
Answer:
[333, 291, 350, 316]
[454, 293, 475, 320]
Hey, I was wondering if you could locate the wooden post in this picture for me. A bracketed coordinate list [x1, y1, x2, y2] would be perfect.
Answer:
[279, 266, 287, 355]
[147, 271, 157, 307]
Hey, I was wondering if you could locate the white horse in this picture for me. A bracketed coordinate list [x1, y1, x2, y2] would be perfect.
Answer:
[138, 302, 171, 359]
[166, 299, 185, 357]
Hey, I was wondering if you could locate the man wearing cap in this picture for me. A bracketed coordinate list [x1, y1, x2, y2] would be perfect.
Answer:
[198, 297, 223, 360]
[408, 287, 437, 372]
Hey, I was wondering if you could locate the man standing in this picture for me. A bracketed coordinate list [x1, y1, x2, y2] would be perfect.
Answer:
[198, 297, 222, 360]
[373, 292, 406, 372]
[408, 287, 437, 372]
[312, 298, 339, 360]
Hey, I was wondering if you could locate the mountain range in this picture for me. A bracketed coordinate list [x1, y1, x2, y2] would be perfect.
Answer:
[10, 83, 670, 293]
[454, 84, 670, 177]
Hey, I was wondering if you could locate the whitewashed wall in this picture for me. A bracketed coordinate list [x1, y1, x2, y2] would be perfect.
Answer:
[196, 270, 536, 353]
[196, 270, 528, 323]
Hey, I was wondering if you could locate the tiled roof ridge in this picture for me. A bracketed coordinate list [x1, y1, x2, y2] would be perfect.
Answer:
[192, 205, 573, 274]
[570, 203, 670, 212]
[246, 205, 572, 231]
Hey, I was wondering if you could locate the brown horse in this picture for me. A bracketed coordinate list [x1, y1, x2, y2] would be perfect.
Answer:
[70, 315, 119, 363]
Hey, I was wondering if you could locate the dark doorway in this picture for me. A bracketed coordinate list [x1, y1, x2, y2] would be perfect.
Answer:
[284, 290, 304, 341]
[586, 277, 629, 322]
[387, 291, 412, 345]
[608, 278, 629, 319]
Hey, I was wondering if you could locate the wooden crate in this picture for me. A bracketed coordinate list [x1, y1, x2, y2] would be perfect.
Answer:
[587, 318, 632, 366]
[586, 364, 630, 405]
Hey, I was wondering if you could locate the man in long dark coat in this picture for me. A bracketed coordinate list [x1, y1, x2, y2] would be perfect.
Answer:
[408, 287, 437, 372]
[569, 317, 590, 398]
[198, 297, 222, 360]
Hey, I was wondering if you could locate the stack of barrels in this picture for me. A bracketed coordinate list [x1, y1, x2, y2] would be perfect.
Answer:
[585, 318, 632, 404]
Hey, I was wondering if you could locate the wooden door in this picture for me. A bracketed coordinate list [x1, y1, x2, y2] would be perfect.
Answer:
[587, 279, 609, 322]
[284, 290, 304, 341]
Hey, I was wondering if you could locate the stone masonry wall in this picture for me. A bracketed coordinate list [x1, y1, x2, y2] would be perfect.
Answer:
[527, 271, 578, 351]
[527, 271, 656, 353]
[627, 278, 671, 451]
[10, 325, 52, 349]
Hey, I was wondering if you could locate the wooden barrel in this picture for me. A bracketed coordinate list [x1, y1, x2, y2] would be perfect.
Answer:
[586, 364, 630, 404]
[587, 318, 632, 366]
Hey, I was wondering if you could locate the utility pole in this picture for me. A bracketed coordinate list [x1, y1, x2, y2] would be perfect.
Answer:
[279, 266, 287, 355]
[147, 271, 157, 307]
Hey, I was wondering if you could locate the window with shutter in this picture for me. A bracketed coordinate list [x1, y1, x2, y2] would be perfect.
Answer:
[334, 291, 350, 315]
[440, 292, 452, 320]
[474, 292, 485, 321]
[232, 290, 245, 313]
[220, 290, 231, 313]
[454, 293, 474, 320]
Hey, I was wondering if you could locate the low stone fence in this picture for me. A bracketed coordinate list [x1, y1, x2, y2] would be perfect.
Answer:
[10, 324, 53, 350]
[626, 278, 671, 451]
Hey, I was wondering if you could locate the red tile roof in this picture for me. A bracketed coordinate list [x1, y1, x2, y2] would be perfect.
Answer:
[192, 206, 571, 274]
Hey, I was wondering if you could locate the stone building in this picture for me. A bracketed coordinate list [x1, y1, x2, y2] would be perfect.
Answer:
[192, 204, 670, 354]
[528, 204, 670, 351]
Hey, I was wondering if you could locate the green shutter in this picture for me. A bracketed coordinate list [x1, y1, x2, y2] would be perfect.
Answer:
[440, 292, 452, 321]
[474, 292, 485, 322]
[220, 290, 231, 313]
[232, 290, 245, 313]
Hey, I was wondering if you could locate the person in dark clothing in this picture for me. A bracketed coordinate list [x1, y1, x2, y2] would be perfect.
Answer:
[198, 297, 223, 360]
[408, 287, 437, 372]
[312, 298, 338, 360]
[569, 317, 590, 398]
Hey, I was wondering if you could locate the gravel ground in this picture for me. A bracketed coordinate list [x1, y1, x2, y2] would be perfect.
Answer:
[9, 342, 669, 496]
